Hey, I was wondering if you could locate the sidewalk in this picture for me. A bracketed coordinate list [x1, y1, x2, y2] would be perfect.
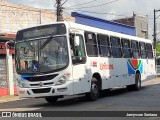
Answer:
[0, 95, 22, 103]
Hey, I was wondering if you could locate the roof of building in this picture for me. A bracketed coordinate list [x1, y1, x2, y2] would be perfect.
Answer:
[71, 12, 136, 36]
[0, 33, 16, 41]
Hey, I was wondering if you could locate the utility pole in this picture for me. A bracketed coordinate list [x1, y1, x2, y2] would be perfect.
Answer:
[154, 9, 156, 49]
[153, 9, 160, 68]
[40, 10, 42, 24]
[153, 9, 160, 49]
[56, 0, 63, 22]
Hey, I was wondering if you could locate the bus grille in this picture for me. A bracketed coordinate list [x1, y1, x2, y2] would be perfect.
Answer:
[25, 74, 58, 82]
[32, 88, 51, 94]
[30, 82, 54, 87]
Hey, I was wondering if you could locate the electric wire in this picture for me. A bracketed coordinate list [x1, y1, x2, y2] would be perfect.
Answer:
[64, 0, 119, 10]
[65, 9, 128, 17]
[64, 0, 98, 8]
[62, 0, 68, 5]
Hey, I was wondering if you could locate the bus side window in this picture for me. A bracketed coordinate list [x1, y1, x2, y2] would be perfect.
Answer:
[97, 34, 111, 57]
[131, 40, 140, 59]
[69, 33, 75, 56]
[139, 42, 147, 59]
[84, 32, 98, 57]
[69, 33, 86, 64]
[121, 38, 132, 58]
[110, 36, 122, 58]
[146, 43, 153, 59]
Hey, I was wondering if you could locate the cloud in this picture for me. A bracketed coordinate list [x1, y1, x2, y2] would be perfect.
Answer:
[7, 0, 54, 9]
[7, 0, 160, 39]
[7, 0, 160, 18]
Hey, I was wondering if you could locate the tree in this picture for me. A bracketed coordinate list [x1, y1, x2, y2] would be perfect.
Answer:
[156, 42, 160, 56]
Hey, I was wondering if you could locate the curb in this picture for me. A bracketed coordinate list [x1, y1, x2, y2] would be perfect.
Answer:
[0, 95, 23, 104]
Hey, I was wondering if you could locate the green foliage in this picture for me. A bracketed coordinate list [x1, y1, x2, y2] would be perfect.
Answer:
[156, 43, 160, 56]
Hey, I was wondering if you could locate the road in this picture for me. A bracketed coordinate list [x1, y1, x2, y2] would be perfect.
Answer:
[0, 78, 160, 120]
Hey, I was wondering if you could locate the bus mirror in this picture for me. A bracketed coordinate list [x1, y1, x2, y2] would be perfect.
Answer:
[74, 36, 80, 46]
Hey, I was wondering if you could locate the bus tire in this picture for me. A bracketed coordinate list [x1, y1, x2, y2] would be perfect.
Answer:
[45, 97, 58, 103]
[134, 73, 141, 90]
[127, 73, 141, 91]
[85, 77, 99, 101]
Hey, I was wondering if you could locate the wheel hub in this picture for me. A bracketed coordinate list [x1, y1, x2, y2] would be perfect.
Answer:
[92, 84, 98, 95]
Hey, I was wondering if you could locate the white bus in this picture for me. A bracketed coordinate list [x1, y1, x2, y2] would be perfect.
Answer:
[156, 56, 160, 75]
[15, 21, 156, 103]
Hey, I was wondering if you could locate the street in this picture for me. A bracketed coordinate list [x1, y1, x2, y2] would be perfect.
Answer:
[0, 78, 160, 120]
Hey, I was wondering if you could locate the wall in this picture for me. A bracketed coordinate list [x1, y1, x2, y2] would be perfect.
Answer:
[0, 55, 8, 96]
[113, 13, 149, 39]
[0, 0, 74, 34]
[134, 13, 148, 39]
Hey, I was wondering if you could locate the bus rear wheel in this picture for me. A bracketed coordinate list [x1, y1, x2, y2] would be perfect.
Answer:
[45, 97, 58, 103]
[127, 73, 141, 91]
[85, 77, 99, 101]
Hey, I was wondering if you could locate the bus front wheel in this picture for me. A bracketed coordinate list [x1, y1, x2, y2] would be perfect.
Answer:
[45, 97, 58, 103]
[85, 77, 99, 101]
[127, 73, 141, 91]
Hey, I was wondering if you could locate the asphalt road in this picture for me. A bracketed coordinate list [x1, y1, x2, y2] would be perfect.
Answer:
[0, 78, 160, 120]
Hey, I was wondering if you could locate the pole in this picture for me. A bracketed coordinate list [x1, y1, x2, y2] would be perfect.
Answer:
[56, 0, 63, 22]
[40, 10, 42, 24]
[153, 9, 160, 49]
[153, 9, 160, 70]
[153, 9, 156, 49]
[5, 41, 14, 95]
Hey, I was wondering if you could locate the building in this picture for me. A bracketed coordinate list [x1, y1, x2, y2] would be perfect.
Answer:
[0, 0, 74, 96]
[113, 13, 148, 39]
[72, 12, 136, 36]
[0, 33, 15, 96]
[0, 0, 74, 34]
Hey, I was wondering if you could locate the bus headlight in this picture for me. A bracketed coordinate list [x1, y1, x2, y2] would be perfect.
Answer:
[55, 73, 71, 85]
[17, 79, 28, 88]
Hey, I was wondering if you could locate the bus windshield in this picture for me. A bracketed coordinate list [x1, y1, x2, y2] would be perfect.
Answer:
[16, 36, 68, 74]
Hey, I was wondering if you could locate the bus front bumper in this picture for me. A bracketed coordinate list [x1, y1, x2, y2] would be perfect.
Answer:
[17, 81, 73, 98]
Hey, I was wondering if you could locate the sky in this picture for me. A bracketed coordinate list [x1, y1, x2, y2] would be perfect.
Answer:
[6, 0, 160, 39]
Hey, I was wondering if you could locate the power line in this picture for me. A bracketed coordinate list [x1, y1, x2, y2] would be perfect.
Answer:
[65, 9, 128, 17]
[62, 0, 68, 5]
[65, 0, 98, 8]
[64, 0, 119, 10]
[63, 11, 71, 16]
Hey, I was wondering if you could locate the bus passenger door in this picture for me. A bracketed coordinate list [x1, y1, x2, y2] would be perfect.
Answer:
[70, 33, 89, 94]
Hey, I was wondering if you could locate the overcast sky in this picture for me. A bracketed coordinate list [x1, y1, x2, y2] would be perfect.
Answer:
[7, 0, 160, 39]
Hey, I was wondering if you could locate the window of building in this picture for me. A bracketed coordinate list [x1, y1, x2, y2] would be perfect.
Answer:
[146, 43, 153, 59]
[84, 32, 98, 57]
[97, 34, 111, 57]
[139, 42, 147, 59]
[110, 36, 122, 58]
[131, 40, 140, 59]
[121, 38, 132, 58]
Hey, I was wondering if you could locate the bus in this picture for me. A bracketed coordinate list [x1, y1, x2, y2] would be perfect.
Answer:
[156, 56, 160, 75]
[15, 21, 156, 103]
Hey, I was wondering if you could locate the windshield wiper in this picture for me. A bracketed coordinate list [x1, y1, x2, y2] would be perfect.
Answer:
[25, 40, 34, 52]
[40, 36, 53, 50]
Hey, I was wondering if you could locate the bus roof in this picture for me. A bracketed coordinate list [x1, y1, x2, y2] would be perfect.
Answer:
[16, 21, 152, 44]
[65, 21, 152, 43]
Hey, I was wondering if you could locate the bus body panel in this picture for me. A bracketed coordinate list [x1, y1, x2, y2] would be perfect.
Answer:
[18, 80, 74, 98]
[100, 57, 114, 89]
